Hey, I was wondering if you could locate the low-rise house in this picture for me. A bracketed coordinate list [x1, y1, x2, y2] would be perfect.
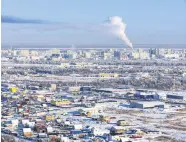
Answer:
[70, 130, 85, 139]
[23, 128, 32, 137]
[47, 126, 53, 134]
[51, 99, 72, 107]
[35, 119, 47, 133]
[45, 115, 55, 121]
[92, 127, 109, 136]
[73, 124, 83, 130]
[125, 129, 145, 135]
[38, 133, 48, 138]
[27, 122, 35, 128]
[22, 119, 30, 126]
[11, 119, 19, 128]
[110, 126, 126, 135]
[117, 120, 129, 126]
[141, 128, 162, 135]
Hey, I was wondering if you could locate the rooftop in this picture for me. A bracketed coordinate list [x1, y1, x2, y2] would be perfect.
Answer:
[131, 101, 164, 106]
[167, 92, 186, 97]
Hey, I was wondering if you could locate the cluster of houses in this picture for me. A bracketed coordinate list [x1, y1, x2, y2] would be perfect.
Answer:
[1, 83, 186, 141]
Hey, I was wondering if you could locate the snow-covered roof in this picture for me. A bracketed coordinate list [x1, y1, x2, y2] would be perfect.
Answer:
[131, 101, 164, 107]
[23, 128, 32, 132]
[35, 90, 53, 95]
[22, 119, 29, 125]
[98, 88, 135, 92]
[140, 92, 157, 96]
[167, 92, 186, 97]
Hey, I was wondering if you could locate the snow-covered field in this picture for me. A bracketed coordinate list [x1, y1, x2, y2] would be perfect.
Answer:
[101, 102, 186, 141]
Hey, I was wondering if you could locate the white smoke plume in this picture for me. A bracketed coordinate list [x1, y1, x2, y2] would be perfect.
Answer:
[2, 15, 133, 48]
[104, 16, 133, 49]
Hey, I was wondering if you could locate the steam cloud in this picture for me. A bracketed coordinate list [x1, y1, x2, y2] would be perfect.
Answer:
[2, 15, 133, 48]
[105, 16, 133, 49]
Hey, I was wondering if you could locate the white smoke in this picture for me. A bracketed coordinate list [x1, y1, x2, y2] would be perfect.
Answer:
[105, 16, 133, 49]
[3, 16, 133, 47]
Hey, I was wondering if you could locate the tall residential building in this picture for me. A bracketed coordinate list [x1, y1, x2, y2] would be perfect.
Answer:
[51, 48, 60, 54]
[167, 49, 172, 55]
[114, 51, 120, 59]
[184, 49, 186, 57]
[30, 50, 39, 56]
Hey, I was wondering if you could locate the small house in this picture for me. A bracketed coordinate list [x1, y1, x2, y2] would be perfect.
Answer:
[45, 115, 55, 121]
[110, 126, 126, 135]
[117, 120, 129, 126]
[23, 128, 32, 137]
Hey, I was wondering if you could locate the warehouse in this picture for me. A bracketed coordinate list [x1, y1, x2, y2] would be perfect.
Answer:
[99, 73, 119, 78]
[135, 92, 159, 100]
[166, 93, 186, 101]
[80, 86, 92, 92]
[95, 88, 135, 94]
[130, 101, 165, 109]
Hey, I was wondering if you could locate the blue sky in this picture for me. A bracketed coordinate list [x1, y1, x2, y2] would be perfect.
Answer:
[2, 0, 186, 45]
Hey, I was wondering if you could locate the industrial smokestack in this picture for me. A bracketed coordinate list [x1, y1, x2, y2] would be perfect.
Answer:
[105, 16, 133, 49]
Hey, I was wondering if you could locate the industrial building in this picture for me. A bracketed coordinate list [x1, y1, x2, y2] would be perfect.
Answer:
[135, 90, 159, 100]
[95, 88, 135, 94]
[130, 101, 165, 109]
[166, 93, 186, 102]
[80, 86, 92, 92]
[99, 73, 119, 78]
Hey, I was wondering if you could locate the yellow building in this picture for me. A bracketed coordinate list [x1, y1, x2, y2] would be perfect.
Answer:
[87, 111, 92, 117]
[135, 129, 146, 135]
[45, 115, 55, 121]
[103, 116, 110, 123]
[132, 52, 140, 59]
[36, 95, 45, 101]
[23, 128, 32, 137]
[20, 50, 29, 56]
[51, 99, 71, 106]
[99, 73, 119, 78]
[69, 87, 80, 92]
[10, 87, 18, 93]
[117, 120, 129, 126]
